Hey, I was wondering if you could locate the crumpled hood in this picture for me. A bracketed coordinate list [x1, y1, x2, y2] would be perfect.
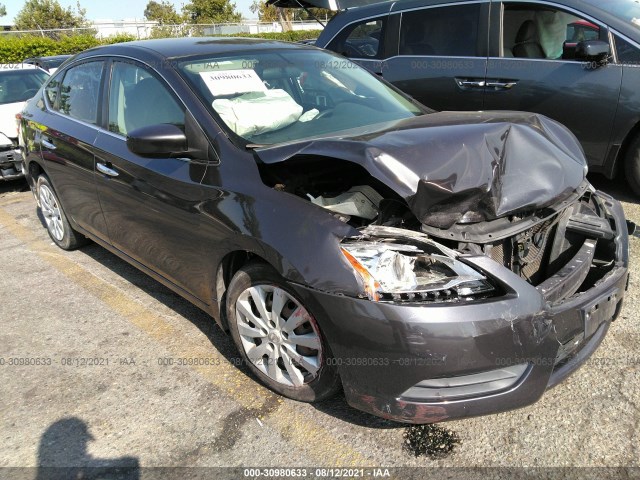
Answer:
[255, 111, 588, 229]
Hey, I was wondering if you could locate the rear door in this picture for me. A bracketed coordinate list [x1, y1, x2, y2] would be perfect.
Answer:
[483, 1, 622, 168]
[381, 1, 491, 111]
[36, 61, 109, 239]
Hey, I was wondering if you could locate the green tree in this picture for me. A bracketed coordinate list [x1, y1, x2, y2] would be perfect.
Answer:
[14, 0, 88, 35]
[250, 0, 292, 30]
[250, 0, 278, 21]
[144, 0, 183, 25]
[145, 0, 185, 37]
[183, 0, 242, 24]
[298, 7, 332, 22]
[250, 1, 331, 29]
[0, 4, 6, 17]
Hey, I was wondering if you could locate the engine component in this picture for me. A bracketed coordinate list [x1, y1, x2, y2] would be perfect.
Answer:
[308, 185, 383, 220]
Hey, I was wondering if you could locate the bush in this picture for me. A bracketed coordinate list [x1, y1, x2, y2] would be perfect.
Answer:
[0, 34, 100, 62]
[0, 30, 320, 63]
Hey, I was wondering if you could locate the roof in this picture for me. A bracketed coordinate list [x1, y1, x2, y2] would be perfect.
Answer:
[79, 37, 314, 61]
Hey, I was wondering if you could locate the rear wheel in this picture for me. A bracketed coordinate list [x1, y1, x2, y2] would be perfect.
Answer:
[37, 175, 88, 250]
[624, 134, 640, 196]
[227, 262, 340, 402]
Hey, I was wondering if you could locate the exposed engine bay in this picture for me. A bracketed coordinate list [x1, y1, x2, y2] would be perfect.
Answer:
[259, 155, 619, 302]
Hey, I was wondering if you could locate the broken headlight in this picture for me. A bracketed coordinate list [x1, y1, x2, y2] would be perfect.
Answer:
[340, 242, 495, 302]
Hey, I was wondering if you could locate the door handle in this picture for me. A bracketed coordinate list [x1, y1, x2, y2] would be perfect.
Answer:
[486, 80, 518, 90]
[455, 78, 486, 89]
[97, 162, 119, 177]
[41, 138, 56, 150]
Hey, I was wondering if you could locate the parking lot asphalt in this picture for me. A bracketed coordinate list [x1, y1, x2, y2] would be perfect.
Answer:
[0, 175, 639, 474]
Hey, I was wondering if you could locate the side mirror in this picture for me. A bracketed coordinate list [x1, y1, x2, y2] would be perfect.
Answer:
[126, 124, 188, 158]
[575, 40, 611, 65]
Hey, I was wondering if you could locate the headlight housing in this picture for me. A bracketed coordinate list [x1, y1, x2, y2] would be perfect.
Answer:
[341, 238, 495, 303]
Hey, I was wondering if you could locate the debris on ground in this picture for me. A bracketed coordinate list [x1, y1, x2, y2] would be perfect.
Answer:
[403, 424, 461, 458]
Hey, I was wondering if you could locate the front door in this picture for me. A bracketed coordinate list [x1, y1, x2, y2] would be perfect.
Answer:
[94, 60, 213, 301]
[483, 1, 622, 168]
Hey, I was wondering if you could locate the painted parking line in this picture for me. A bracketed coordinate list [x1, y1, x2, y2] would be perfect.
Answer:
[0, 205, 372, 467]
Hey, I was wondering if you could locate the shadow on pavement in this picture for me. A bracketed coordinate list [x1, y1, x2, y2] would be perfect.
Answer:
[71, 239, 396, 428]
[0, 178, 29, 196]
[36, 417, 139, 480]
[588, 173, 638, 205]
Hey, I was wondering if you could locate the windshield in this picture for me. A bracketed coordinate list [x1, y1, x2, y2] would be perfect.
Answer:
[0, 69, 49, 105]
[583, 0, 640, 30]
[177, 49, 423, 145]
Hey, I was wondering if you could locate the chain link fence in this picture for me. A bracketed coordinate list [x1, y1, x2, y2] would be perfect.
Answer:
[0, 21, 324, 40]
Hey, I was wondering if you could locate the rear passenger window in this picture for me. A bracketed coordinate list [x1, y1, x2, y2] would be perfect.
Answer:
[58, 62, 103, 124]
[327, 17, 386, 58]
[45, 76, 61, 107]
[399, 4, 481, 56]
[108, 62, 184, 136]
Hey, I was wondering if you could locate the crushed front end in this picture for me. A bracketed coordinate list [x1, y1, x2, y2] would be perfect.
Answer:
[257, 112, 632, 422]
[0, 133, 23, 181]
[289, 186, 630, 423]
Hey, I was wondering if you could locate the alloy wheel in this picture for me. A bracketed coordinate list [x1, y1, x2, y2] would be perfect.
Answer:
[39, 184, 64, 241]
[235, 285, 322, 388]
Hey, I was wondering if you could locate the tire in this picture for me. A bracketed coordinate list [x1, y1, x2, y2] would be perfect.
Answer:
[36, 175, 88, 250]
[227, 262, 340, 402]
[624, 134, 640, 196]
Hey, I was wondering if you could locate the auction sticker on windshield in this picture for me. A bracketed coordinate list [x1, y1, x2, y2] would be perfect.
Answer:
[199, 69, 266, 96]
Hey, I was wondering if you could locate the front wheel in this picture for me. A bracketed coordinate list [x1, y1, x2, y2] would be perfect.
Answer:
[37, 175, 88, 250]
[624, 134, 640, 196]
[227, 262, 340, 402]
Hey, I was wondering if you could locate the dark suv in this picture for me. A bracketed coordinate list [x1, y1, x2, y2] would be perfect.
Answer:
[275, 0, 640, 194]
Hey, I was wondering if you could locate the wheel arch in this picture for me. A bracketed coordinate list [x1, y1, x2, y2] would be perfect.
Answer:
[26, 158, 47, 195]
[213, 249, 283, 332]
[611, 118, 640, 178]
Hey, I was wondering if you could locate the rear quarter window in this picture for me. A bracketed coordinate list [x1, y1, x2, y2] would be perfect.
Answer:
[616, 35, 640, 65]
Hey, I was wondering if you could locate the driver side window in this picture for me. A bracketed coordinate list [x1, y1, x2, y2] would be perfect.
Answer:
[108, 62, 184, 136]
[502, 3, 606, 60]
[328, 17, 386, 59]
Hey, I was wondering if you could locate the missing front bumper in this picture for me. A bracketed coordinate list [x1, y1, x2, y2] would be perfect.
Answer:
[0, 148, 24, 181]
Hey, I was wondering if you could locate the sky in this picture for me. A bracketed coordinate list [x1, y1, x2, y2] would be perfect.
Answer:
[1, 0, 257, 24]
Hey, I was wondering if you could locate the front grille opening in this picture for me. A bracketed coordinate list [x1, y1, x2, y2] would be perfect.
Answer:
[482, 192, 619, 289]
[486, 216, 566, 286]
[575, 225, 619, 295]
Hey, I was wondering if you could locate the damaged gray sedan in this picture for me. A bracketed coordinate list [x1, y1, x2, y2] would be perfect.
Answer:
[21, 38, 632, 423]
